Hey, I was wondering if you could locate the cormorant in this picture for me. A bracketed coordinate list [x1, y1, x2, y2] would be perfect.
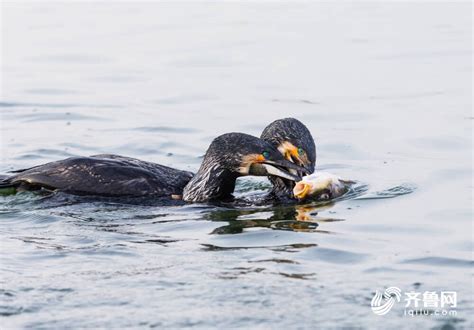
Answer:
[260, 118, 316, 199]
[0, 133, 307, 203]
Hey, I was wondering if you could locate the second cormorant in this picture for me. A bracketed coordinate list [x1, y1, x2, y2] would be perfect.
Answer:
[261, 118, 316, 200]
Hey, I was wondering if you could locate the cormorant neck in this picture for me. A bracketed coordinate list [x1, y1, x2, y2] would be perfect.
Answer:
[182, 164, 239, 202]
[269, 177, 296, 199]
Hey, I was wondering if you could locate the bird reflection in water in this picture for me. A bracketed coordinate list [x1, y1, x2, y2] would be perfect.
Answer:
[206, 203, 343, 235]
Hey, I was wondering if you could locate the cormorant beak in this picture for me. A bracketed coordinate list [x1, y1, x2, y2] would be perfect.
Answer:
[278, 141, 314, 176]
[249, 159, 308, 182]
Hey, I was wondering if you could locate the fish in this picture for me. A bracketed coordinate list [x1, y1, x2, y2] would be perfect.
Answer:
[293, 172, 354, 201]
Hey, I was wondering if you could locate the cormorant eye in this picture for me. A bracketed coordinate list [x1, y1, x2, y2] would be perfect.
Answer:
[262, 151, 270, 159]
[298, 148, 305, 155]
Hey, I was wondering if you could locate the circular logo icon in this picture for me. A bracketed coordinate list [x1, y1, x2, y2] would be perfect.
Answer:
[371, 287, 402, 315]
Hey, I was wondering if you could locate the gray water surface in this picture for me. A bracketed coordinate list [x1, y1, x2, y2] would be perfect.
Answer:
[1, 2, 472, 329]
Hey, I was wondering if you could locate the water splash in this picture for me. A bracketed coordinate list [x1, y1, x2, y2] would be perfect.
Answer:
[354, 183, 416, 200]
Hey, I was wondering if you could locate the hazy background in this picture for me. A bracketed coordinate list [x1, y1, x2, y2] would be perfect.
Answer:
[1, 2, 472, 328]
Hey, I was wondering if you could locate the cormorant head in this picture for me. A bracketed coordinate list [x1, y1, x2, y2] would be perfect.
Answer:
[183, 132, 307, 202]
[261, 118, 316, 173]
[260, 118, 316, 198]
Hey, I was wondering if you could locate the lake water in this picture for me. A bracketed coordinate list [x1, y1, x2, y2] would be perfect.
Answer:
[1, 2, 472, 329]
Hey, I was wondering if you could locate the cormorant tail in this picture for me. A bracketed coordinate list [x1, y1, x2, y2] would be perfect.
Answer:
[8, 165, 40, 173]
[0, 179, 17, 196]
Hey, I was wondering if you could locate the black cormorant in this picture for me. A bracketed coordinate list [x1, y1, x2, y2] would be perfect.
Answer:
[260, 118, 316, 199]
[0, 133, 307, 202]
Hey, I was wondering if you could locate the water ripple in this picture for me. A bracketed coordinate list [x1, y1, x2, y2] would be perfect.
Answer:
[354, 183, 416, 200]
[400, 257, 473, 268]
